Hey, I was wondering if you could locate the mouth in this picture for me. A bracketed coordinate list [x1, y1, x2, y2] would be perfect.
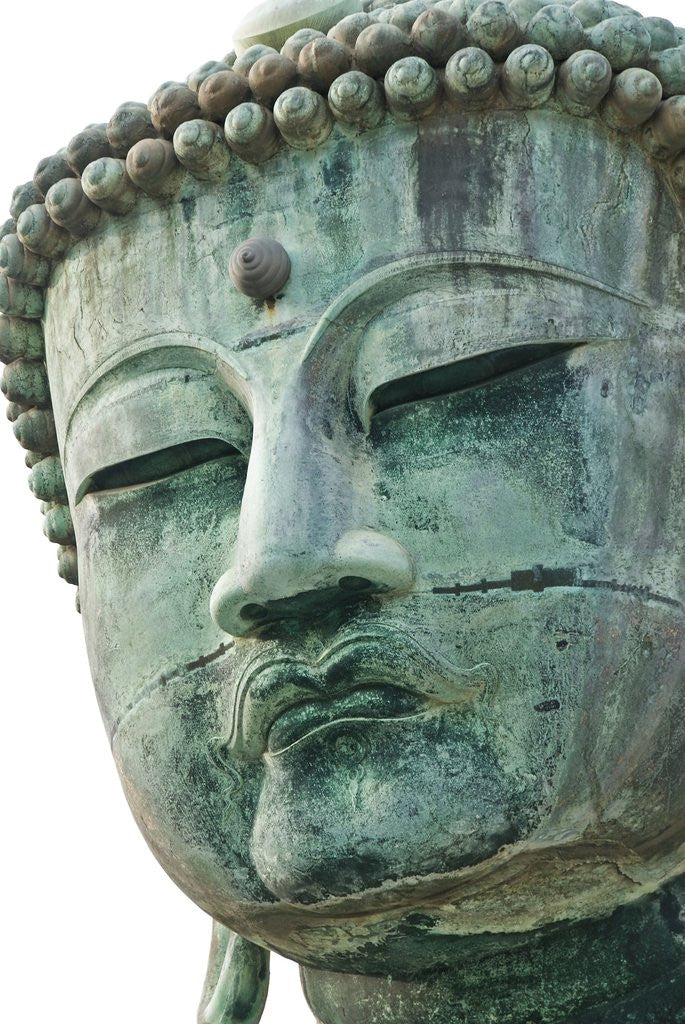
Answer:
[228, 625, 493, 761]
[266, 683, 426, 755]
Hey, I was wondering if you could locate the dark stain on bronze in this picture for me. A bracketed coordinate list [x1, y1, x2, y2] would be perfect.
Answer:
[534, 699, 561, 713]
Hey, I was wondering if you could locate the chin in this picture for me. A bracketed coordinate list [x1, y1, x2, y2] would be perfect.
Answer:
[249, 710, 536, 904]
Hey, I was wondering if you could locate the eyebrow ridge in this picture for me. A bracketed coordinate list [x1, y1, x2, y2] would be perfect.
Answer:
[64, 332, 249, 442]
[301, 250, 649, 365]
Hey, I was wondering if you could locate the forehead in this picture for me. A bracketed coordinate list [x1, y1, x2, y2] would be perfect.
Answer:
[44, 109, 683, 437]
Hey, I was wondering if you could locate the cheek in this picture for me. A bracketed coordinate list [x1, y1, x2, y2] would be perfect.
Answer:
[607, 343, 685, 575]
[363, 340, 685, 848]
[369, 349, 608, 577]
[75, 458, 244, 734]
[111, 663, 269, 915]
[73, 458, 274, 920]
[369, 341, 685, 585]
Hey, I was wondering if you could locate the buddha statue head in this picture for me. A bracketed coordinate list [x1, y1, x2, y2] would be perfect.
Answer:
[4, 0, 685, 1020]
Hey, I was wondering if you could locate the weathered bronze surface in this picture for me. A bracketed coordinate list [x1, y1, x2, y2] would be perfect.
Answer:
[3, 0, 685, 1020]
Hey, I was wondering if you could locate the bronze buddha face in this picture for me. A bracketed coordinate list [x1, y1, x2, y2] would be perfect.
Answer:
[4, 1, 685, 1020]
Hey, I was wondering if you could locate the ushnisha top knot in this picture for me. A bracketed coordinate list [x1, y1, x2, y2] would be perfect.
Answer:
[3, 0, 685, 596]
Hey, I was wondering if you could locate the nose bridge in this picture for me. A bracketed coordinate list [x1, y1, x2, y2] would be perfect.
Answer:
[238, 385, 355, 591]
[209, 374, 415, 638]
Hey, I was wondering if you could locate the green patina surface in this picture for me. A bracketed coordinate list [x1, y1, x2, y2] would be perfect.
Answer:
[48, 106, 685, 1021]
[6, 0, 685, 1021]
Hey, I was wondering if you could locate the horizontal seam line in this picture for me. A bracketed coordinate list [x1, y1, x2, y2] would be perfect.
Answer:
[109, 640, 234, 747]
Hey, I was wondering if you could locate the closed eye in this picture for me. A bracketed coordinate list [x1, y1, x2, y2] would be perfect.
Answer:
[369, 342, 582, 416]
[82, 438, 241, 496]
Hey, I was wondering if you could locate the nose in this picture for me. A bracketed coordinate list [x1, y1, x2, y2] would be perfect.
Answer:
[209, 400, 414, 638]
[211, 526, 414, 637]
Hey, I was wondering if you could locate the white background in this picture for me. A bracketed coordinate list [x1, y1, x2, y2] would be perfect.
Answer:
[0, 2, 680, 1021]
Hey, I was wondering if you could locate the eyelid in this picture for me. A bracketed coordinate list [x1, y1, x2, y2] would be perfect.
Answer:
[65, 364, 254, 506]
[79, 437, 242, 501]
[368, 342, 583, 418]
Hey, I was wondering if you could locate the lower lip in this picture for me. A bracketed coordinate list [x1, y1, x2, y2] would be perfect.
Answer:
[266, 685, 426, 755]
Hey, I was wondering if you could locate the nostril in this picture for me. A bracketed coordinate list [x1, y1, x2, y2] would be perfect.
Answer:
[338, 575, 373, 593]
[210, 530, 414, 637]
[335, 529, 414, 596]
[240, 602, 269, 621]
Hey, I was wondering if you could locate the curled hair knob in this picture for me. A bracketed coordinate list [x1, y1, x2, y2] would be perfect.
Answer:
[525, 5, 586, 61]
[466, 1, 521, 61]
[328, 70, 385, 130]
[81, 159, 139, 216]
[411, 8, 467, 67]
[355, 24, 412, 79]
[66, 124, 112, 175]
[10, 182, 43, 221]
[249, 53, 299, 106]
[385, 57, 441, 119]
[445, 47, 499, 108]
[557, 50, 612, 116]
[125, 139, 185, 197]
[602, 67, 663, 131]
[273, 86, 334, 149]
[298, 37, 352, 93]
[173, 120, 231, 181]
[33, 154, 75, 199]
[224, 103, 281, 163]
[328, 12, 373, 49]
[282, 28, 326, 64]
[0, 315, 44, 363]
[643, 95, 685, 160]
[501, 43, 556, 108]
[198, 71, 251, 123]
[588, 15, 651, 72]
[45, 179, 101, 237]
[2, 357, 50, 407]
[17, 204, 70, 259]
[148, 82, 202, 139]
[648, 46, 685, 101]
[0, 234, 51, 287]
[107, 102, 157, 156]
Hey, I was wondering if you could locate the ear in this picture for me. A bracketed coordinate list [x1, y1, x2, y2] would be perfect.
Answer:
[198, 921, 270, 1024]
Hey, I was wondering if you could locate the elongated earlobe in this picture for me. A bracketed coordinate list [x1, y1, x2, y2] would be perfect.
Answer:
[198, 923, 269, 1024]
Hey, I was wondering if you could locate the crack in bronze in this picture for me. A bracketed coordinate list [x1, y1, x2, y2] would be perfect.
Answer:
[433, 565, 683, 610]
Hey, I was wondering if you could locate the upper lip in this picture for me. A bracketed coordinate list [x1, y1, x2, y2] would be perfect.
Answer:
[228, 624, 493, 760]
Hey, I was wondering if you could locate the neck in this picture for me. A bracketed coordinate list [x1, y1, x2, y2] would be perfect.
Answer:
[300, 884, 685, 1024]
